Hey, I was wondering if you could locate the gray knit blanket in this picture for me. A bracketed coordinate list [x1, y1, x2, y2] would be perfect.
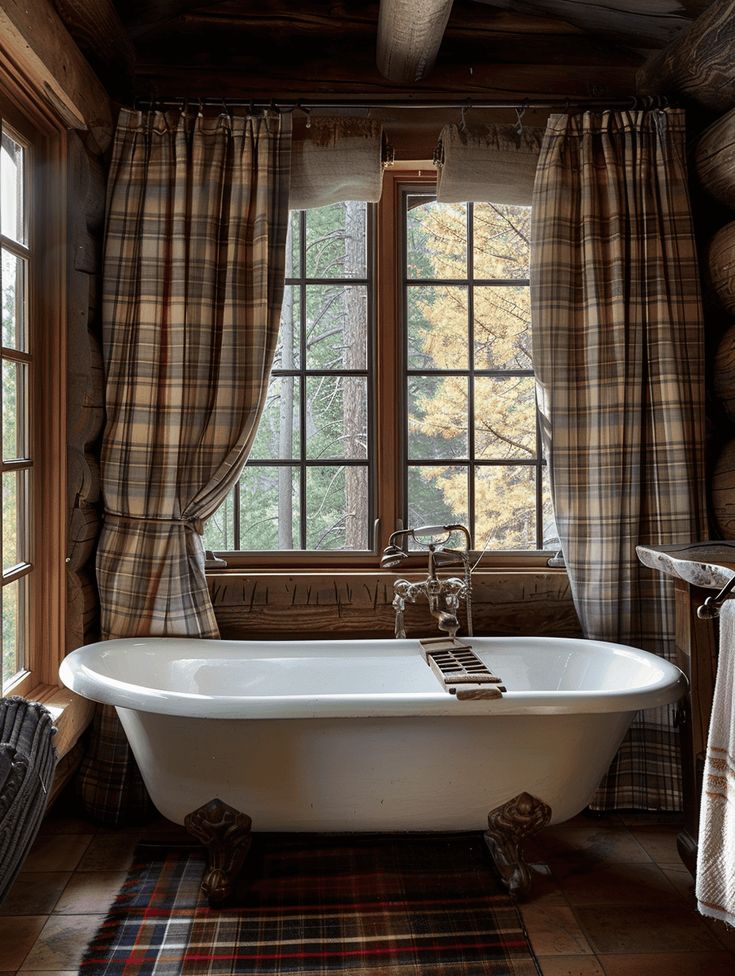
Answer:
[0, 697, 56, 902]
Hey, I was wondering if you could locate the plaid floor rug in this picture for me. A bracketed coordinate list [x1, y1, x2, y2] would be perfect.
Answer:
[80, 832, 541, 976]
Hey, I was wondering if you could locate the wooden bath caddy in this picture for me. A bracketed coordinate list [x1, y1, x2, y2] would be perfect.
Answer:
[420, 636, 506, 700]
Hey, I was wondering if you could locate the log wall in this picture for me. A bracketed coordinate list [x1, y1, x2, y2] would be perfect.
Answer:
[65, 130, 106, 652]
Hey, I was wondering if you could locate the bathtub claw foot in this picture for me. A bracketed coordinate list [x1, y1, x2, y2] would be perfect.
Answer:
[184, 798, 253, 906]
[484, 792, 551, 900]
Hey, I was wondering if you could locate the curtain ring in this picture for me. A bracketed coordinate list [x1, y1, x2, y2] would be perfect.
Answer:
[459, 98, 471, 133]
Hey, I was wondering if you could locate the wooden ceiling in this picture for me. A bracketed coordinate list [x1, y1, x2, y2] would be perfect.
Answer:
[55, 0, 715, 103]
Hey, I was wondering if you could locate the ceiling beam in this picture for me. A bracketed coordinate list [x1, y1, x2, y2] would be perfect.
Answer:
[53, 0, 135, 90]
[0, 0, 112, 146]
[376, 0, 454, 83]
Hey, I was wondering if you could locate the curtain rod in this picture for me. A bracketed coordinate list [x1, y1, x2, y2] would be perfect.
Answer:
[133, 95, 668, 112]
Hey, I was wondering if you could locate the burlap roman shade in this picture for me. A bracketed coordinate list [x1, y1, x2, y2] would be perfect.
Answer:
[290, 117, 385, 210]
[435, 122, 545, 206]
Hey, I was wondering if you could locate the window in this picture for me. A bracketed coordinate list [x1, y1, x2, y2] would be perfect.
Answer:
[205, 173, 555, 565]
[404, 192, 551, 551]
[0, 88, 65, 697]
[1, 120, 31, 691]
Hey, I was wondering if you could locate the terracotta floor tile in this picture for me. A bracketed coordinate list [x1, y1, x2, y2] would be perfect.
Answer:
[520, 903, 594, 956]
[0, 916, 48, 970]
[574, 904, 720, 954]
[630, 826, 682, 863]
[53, 871, 128, 915]
[536, 957, 605, 976]
[75, 833, 140, 872]
[527, 864, 569, 907]
[597, 951, 735, 975]
[617, 812, 684, 828]
[20, 914, 106, 971]
[658, 862, 696, 902]
[528, 826, 651, 865]
[38, 814, 97, 836]
[703, 915, 735, 954]
[22, 834, 93, 873]
[552, 861, 680, 905]
[0, 873, 71, 915]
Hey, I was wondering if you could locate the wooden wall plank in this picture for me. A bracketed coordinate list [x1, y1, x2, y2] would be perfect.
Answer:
[209, 571, 581, 640]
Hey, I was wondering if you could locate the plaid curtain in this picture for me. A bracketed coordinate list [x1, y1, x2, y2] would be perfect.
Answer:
[531, 109, 707, 810]
[78, 108, 292, 823]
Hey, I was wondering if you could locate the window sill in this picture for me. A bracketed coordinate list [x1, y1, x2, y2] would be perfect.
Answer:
[23, 683, 95, 760]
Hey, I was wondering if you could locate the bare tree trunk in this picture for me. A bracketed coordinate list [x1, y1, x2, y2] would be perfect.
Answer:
[343, 201, 368, 549]
[278, 227, 295, 549]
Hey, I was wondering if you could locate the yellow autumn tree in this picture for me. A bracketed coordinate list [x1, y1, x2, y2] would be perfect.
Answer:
[408, 200, 550, 550]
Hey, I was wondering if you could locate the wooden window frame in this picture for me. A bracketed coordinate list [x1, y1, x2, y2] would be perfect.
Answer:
[0, 68, 67, 698]
[216, 169, 553, 573]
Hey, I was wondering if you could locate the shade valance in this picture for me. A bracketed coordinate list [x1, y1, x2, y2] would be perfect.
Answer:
[435, 122, 545, 205]
[290, 117, 385, 210]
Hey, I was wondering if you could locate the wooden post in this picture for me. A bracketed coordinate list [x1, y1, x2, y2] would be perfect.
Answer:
[673, 580, 718, 875]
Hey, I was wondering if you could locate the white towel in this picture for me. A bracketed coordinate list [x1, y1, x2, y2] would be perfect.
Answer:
[697, 596, 735, 926]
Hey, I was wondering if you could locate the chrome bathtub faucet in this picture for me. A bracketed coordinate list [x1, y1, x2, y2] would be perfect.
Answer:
[380, 524, 473, 640]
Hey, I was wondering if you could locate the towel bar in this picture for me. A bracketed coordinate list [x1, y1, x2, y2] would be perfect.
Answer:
[697, 575, 735, 619]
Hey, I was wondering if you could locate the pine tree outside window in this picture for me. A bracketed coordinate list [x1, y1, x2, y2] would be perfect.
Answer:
[203, 174, 557, 566]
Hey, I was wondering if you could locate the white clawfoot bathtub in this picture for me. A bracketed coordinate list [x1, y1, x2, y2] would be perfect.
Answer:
[60, 636, 685, 831]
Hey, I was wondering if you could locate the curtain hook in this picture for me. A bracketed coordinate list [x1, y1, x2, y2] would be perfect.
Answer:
[459, 98, 471, 133]
[197, 98, 204, 117]
[298, 102, 312, 128]
[515, 100, 527, 137]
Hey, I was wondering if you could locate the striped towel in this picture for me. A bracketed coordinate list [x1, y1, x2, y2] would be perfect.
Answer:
[697, 597, 735, 926]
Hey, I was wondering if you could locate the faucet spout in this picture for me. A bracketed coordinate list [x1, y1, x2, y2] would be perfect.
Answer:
[384, 525, 473, 640]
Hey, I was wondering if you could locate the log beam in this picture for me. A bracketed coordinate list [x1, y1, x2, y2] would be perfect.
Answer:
[0, 0, 112, 142]
[53, 0, 135, 90]
[636, 0, 735, 114]
[376, 0, 454, 83]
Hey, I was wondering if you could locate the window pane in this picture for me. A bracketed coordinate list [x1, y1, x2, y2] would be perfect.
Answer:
[305, 202, 366, 278]
[305, 284, 367, 370]
[407, 285, 468, 370]
[475, 465, 536, 550]
[202, 487, 235, 552]
[275, 285, 301, 370]
[407, 464, 468, 530]
[305, 465, 369, 550]
[473, 286, 531, 370]
[542, 465, 559, 550]
[287, 211, 301, 278]
[250, 375, 300, 461]
[1, 250, 27, 351]
[0, 130, 25, 245]
[239, 466, 301, 550]
[406, 198, 466, 279]
[3, 359, 27, 460]
[473, 203, 530, 280]
[2, 577, 25, 688]
[306, 375, 367, 460]
[2, 469, 28, 570]
[474, 376, 536, 460]
[408, 375, 468, 460]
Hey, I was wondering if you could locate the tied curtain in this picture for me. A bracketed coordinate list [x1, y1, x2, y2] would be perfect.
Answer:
[531, 108, 707, 809]
[78, 108, 292, 823]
